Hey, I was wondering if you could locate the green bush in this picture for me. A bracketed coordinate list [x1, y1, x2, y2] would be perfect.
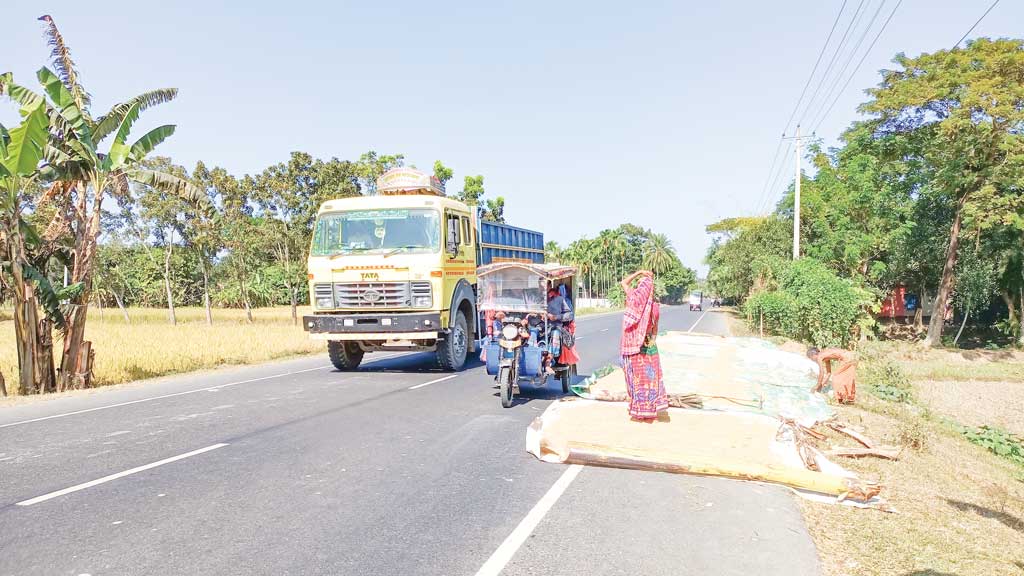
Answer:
[742, 258, 875, 347]
[744, 290, 799, 336]
[861, 357, 913, 403]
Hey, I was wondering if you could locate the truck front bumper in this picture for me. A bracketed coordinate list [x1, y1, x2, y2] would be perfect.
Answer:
[303, 312, 442, 341]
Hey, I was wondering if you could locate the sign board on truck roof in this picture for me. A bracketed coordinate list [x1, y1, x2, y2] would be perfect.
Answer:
[377, 167, 445, 196]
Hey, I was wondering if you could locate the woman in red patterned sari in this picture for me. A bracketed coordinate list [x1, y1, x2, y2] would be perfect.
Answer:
[620, 271, 668, 422]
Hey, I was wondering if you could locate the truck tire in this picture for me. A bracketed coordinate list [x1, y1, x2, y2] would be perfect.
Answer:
[436, 311, 469, 371]
[328, 341, 363, 371]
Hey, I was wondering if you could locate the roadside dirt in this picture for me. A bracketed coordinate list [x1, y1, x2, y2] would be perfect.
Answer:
[916, 379, 1024, 435]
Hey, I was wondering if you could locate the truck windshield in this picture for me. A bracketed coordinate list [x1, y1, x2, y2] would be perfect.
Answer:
[311, 209, 441, 256]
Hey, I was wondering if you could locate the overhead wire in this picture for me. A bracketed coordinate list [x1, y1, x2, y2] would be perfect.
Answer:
[755, 1, 852, 216]
[812, 0, 903, 134]
[753, 138, 784, 216]
[796, 0, 868, 126]
[954, 0, 1001, 48]
[764, 141, 794, 214]
[780, 0, 850, 135]
[806, 0, 889, 129]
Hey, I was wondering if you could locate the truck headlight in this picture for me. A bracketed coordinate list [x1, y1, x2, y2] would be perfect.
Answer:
[316, 297, 334, 309]
[414, 296, 432, 308]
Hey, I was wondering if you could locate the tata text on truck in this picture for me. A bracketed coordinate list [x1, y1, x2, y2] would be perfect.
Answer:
[303, 167, 544, 371]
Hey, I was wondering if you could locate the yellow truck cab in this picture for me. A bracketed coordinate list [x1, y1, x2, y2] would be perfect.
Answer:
[303, 167, 543, 371]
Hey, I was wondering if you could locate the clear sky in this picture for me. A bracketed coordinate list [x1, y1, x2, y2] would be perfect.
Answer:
[4, 1, 1019, 274]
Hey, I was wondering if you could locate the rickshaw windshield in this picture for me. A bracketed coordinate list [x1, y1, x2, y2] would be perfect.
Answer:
[478, 268, 547, 313]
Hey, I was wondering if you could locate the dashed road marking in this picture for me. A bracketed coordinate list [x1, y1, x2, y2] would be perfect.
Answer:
[16, 443, 229, 506]
[408, 375, 458, 390]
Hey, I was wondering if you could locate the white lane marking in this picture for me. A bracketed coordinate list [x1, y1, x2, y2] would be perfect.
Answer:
[408, 375, 458, 390]
[474, 464, 583, 576]
[688, 308, 710, 333]
[0, 367, 329, 430]
[600, 328, 609, 332]
[16, 443, 228, 506]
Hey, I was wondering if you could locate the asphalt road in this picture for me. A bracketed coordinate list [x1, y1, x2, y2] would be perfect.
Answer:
[0, 306, 819, 576]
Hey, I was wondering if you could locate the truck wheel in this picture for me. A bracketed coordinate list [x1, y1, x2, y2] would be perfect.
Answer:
[436, 311, 469, 371]
[328, 341, 363, 371]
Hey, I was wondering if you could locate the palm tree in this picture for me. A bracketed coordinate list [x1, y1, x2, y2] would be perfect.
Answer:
[3, 16, 205, 390]
[643, 233, 677, 275]
[545, 241, 563, 263]
[563, 239, 596, 300]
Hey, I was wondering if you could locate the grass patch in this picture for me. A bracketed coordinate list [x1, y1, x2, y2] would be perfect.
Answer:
[862, 340, 1024, 383]
[1, 306, 321, 392]
[576, 306, 622, 317]
[859, 356, 914, 403]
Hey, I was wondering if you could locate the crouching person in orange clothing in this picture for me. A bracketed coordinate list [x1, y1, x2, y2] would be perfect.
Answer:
[807, 347, 857, 404]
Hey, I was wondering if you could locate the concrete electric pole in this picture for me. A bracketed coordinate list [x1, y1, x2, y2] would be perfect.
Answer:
[782, 126, 810, 260]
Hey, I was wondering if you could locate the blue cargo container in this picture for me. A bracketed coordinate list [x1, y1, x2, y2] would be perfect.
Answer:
[476, 214, 544, 265]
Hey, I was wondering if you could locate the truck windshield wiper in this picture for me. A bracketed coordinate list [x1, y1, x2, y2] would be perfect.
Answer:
[383, 245, 425, 258]
[329, 246, 370, 259]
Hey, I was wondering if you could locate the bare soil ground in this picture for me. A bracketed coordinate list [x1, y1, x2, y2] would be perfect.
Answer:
[916, 379, 1024, 435]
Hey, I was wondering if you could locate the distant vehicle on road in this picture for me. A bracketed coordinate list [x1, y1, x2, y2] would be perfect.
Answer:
[303, 167, 544, 372]
[689, 293, 703, 311]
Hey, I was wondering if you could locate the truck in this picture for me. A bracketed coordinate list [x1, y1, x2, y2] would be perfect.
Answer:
[302, 167, 544, 371]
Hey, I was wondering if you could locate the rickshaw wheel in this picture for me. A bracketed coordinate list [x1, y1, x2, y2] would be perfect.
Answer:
[498, 366, 514, 408]
[560, 366, 572, 394]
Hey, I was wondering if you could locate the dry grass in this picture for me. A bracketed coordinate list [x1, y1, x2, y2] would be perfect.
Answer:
[867, 340, 1024, 383]
[720, 310, 1024, 575]
[801, 397, 1024, 576]
[0, 306, 321, 392]
[0, 304, 623, 394]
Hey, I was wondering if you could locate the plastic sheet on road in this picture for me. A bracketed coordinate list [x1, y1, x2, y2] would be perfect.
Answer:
[540, 332, 884, 505]
[571, 332, 833, 426]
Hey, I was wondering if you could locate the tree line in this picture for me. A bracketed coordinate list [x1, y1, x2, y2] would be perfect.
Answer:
[707, 38, 1024, 349]
[546, 224, 698, 305]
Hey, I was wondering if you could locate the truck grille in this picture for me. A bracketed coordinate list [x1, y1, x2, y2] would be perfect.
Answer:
[315, 281, 433, 309]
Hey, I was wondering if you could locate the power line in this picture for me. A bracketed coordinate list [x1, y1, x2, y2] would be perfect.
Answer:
[813, 0, 903, 133]
[954, 0, 1000, 48]
[757, 1, 853, 216]
[763, 140, 794, 214]
[806, 0, 888, 129]
[754, 138, 785, 216]
[797, 0, 868, 125]
[781, 0, 849, 135]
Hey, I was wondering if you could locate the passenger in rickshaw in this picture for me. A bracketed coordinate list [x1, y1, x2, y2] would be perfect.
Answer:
[544, 286, 574, 374]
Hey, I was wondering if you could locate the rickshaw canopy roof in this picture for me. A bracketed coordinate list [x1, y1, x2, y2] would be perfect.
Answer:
[476, 262, 577, 280]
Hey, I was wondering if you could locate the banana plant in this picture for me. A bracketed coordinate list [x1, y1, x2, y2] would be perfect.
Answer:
[2, 15, 209, 391]
[0, 94, 66, 394]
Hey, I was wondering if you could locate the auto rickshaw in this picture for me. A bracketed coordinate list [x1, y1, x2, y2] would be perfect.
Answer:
[477, 263, 580, 408]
